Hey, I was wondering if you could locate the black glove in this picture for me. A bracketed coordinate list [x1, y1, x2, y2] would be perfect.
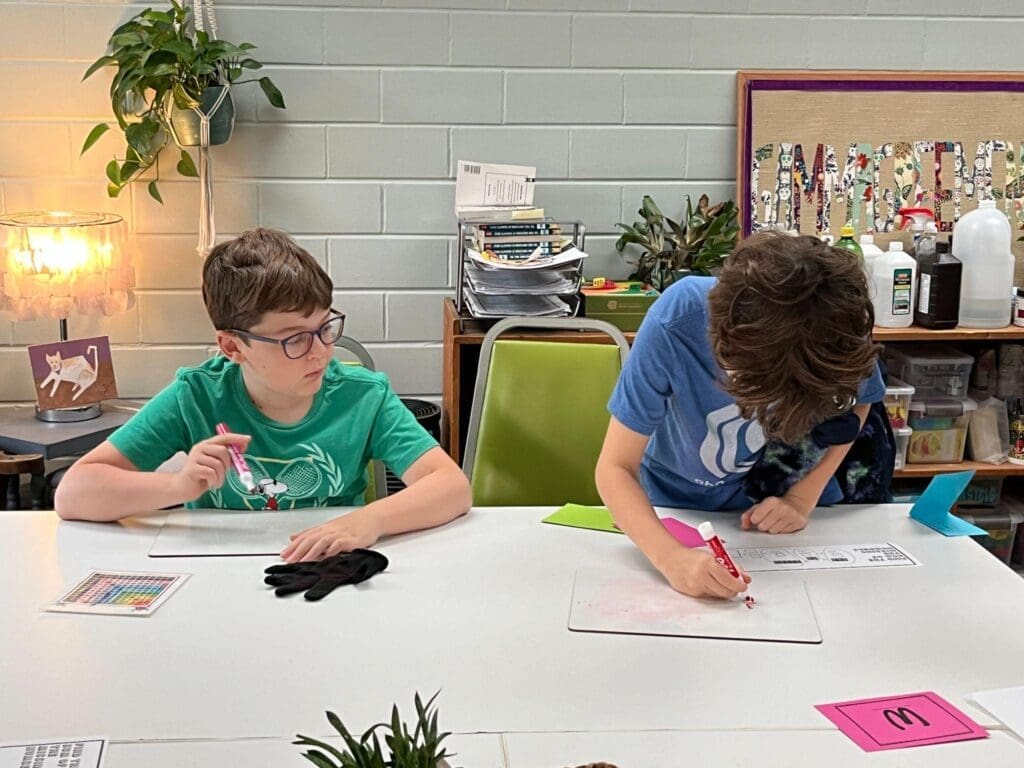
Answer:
[264, 549, 388, 601]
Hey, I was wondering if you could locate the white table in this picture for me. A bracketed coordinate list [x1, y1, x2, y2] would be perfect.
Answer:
[3, 505, 1023, 765]
[100, 735, 504, 768]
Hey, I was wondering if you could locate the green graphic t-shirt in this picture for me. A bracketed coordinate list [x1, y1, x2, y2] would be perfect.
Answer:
[108, 357, 437, 510]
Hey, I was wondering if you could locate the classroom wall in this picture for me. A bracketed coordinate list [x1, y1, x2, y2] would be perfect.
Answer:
[0, 1, 1020, 402]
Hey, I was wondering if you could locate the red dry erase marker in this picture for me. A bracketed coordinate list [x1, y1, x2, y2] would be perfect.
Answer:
[698, 521, 741, 579]
[215, 422, 255, 492]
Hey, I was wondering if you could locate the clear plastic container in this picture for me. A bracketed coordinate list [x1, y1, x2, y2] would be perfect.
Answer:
[958, 477, 1004, 508]
[884, 377, 915, 429]
[953, 199, 1014, 328]
[893, 427, 912, 470]
[885, 344, 974, 398]
[967, 396, 1010, 464]
[955, 510, 1023, 564]
[907, 396, 977, 463]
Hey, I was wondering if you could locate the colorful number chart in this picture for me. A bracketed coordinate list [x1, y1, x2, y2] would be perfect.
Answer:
[46, 570, 189, 617]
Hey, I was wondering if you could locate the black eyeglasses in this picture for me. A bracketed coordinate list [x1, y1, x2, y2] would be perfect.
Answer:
[231, 311, 346, 360]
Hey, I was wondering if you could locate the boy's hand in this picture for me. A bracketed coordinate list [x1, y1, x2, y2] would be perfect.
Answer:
[658, 548, 751, 599]
[282, 509, 383, 563]
[171, 433, 251, 502]
[741, 495, 809, 534]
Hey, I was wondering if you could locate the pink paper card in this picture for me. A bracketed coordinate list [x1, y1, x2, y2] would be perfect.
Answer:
[659, 518, 705, 549]
[815, 691, 988, 752]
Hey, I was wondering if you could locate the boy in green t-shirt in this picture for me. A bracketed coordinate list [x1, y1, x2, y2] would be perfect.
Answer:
[55, 229, 471, 562]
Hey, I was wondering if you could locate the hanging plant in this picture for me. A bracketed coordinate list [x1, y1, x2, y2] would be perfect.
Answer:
[81, 0, 285, 204]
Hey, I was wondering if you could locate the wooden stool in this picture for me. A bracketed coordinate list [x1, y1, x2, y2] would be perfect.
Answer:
[0, 452, 46, 510]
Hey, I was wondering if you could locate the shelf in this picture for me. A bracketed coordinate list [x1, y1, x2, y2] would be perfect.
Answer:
[894, 461, 1024, 478]
[872, 325, 1024, 342]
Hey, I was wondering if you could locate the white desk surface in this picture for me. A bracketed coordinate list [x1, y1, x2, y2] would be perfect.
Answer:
[91, 729, 1024, 768]
[101, 735, 504, 768]
[502, 730, 1024, 767]
[3, 505, 1024, 760]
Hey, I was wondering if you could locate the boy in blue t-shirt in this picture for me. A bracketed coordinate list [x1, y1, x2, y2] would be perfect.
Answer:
[56, 229, 471, 562]
[596, 232, 885, 599]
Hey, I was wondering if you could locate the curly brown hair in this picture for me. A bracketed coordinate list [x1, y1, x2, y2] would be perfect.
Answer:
[202, 228, 333, 331]
[707, 231, 880, 444]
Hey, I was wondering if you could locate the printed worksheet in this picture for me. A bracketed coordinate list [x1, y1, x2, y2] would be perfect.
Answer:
[732, 542, 920, 572]
[0, 739, 106, 768]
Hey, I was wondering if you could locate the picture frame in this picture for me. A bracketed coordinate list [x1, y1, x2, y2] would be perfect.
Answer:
[27, 335, 118, 411]
[736, 70, 1024, 241]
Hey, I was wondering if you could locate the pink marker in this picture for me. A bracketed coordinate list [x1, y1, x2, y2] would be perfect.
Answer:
[215, 422, 255, 492]
[698, 521, 741, 579]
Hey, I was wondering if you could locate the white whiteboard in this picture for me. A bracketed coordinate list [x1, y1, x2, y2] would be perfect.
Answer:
[568, 568, 822, 644]
[148, 508, 351, 557]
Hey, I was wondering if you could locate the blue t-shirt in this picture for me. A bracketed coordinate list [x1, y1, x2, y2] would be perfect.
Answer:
[608, 277, 885, 511]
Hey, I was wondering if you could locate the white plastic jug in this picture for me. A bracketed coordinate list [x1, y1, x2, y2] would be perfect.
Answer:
[859, 234, 884, 292]
[873, 241, 917, 328]
[953, 199, 1014, 328]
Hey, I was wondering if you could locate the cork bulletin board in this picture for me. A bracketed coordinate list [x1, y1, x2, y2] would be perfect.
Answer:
[736, 71, 1024, 275]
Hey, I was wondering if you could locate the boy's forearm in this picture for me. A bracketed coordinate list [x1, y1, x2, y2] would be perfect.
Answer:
[364, 465, 471, 537]
[55, 465, 186, 522]
[785, 404, 872, 514]
[597, 461, 692, 573]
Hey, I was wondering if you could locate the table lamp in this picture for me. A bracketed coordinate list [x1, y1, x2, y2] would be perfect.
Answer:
[0, 211, 134, 422]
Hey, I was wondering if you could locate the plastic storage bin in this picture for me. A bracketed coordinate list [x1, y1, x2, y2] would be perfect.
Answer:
[956, 511, 1023, 564]
[885, 345, 974, 398]
[958, 477, 1004, 508]
[893, 427, 912, 470]
[907, 396, 977, 463]
[884, 377, 915, 428]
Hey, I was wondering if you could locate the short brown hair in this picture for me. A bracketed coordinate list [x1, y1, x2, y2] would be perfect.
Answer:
[202, 228, 333, 330]
[707, 231, 880, 444]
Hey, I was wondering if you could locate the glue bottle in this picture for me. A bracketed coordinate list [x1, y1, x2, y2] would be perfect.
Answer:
[834, 224, 863, 264]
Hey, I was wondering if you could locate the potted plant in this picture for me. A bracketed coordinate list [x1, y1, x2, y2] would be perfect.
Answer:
[615, 194, 740, 292]
[295, 692, 454, 768]
[81, 0, 284, 203]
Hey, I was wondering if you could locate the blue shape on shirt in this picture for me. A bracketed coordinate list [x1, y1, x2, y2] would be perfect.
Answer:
[608, 277, 885, 511]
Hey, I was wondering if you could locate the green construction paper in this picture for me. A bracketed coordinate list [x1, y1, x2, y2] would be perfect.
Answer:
[542, 504, 623, 534]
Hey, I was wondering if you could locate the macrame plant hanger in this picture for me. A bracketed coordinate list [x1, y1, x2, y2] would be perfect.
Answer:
[179, 0, 228, 258]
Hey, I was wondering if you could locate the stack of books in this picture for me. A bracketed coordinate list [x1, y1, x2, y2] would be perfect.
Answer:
[454, 160, 587, 319]
[469, 221, 568, 262]
[460, 217, 587, 319]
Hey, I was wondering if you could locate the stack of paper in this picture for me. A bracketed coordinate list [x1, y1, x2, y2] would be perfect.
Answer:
[466, 264, 580, 296]
[455, 161, 587, 320]
[463, 292, 570, 319]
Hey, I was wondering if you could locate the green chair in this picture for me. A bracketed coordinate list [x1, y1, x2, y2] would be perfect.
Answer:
[335, 335, 388, 504]
[463, 317, 630, 506]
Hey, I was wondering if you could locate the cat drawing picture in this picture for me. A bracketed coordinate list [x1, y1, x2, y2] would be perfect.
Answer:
[39, 346, 98, 401]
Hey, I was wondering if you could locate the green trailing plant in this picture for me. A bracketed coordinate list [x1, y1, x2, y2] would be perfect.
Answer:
[81, 0, 285, 202]
[615, 194, 740, 292]
[294, 691, 453, 768]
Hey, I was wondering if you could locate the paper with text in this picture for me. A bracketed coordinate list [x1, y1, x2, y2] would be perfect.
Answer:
[0, 739, 106, 768]
[732, 542, 920, 572]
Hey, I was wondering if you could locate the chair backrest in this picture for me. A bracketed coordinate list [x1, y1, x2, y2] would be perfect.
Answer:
[334, 335, 388, 504]
[463, 318, 630, 506]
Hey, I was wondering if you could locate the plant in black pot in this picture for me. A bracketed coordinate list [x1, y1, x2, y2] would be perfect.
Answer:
[81, 0, 285, 203]
[615, 194, 739, 292]
[295, 692, 454, 768]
